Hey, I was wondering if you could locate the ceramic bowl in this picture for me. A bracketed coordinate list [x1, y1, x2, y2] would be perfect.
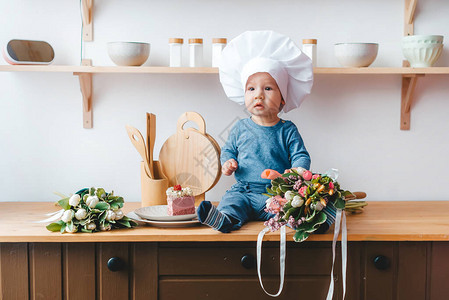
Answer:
[107, 42, 150, 66]
[334, 43, 379, 67]
[402, 35, 444, 67]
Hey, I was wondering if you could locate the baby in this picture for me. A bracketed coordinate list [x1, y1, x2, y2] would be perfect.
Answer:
[197, 31, 333, 233]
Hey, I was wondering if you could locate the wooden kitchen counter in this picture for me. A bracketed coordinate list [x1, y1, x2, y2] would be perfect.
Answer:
[0, 201, 448, 242]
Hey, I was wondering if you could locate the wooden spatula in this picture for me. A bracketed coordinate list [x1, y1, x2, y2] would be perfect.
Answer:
[146, 113, 156, 179]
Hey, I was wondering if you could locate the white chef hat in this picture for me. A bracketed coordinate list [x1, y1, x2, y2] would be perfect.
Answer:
[218, 30, 314, 113]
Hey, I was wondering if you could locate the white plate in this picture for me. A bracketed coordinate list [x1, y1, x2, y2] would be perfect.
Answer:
[127, 212, 200, 228]
[134, 205, 197, 221]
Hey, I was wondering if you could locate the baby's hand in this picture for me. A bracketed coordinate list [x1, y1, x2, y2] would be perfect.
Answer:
[222, 159, 238, 176]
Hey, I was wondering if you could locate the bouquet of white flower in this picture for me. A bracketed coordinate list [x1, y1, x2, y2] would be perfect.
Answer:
[46, 187, 137, 233]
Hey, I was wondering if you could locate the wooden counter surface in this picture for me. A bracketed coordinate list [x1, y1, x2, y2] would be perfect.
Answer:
[0, 201, 448, 242]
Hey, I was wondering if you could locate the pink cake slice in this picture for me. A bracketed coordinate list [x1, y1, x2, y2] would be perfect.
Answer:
[167, 195, 195, 216]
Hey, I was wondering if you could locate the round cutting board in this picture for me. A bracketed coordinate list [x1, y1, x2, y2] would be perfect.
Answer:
[159, 112, 221, 196]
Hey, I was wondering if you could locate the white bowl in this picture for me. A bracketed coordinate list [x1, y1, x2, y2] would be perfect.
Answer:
[334, 43, 379, 67]
[402, 35, 444, 67]
[107, 42, 150, 66]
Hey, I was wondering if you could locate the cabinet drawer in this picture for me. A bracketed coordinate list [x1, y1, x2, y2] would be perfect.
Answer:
[159, 277, 331, 300]
[159, 242, 333, 276]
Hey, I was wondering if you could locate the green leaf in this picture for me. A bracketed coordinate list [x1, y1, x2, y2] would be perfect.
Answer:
[291, 168, 300, 175]
[95, 202, 109, 210]
[273, 177, 285, 185]
[110, 202, 120, 210]
[96, 188, 106, 199]
[76, 188, 88, 195]
[283, 206, 298, 220]
[113, 197, 124, 208]
[81, 228, 93, 233]
[279, 185, 289, 193]
[305, 209, 316, 222]
[282, 172, 295, 177]
[321, 176, 331, 184]
[294, 206, 304, 221]
[314, 212, 327, 226]
[60, 223, 67, 233]
[301, 212, 327, 233]
[80, 218, 91, 226]
[283, 201, 292, 212]
[46, 222, 63, 232]
[267, 187, 277, 195]
[117, 219, 131, 228]
[334, 198, 345, 209]
[293, 230, 310, 242]
[89, 187, 96, 196]
[306, 186, 312, 196]
[297, 221, 317, 233]
[58, 197, 70, 210]
[99, 211, 107, 222]
[262, 193, 272, 198]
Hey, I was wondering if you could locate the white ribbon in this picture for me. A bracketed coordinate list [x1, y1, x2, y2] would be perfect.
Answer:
[256, 210, 347, 300]
[326, 209, 347, 300]
[257, 225, 286, 297]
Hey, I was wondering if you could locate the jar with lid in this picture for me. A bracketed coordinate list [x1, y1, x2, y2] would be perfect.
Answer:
[302, 39, 317, 67]
[212, 38, 227, 67]
[169, 38, 183, 67]
[189, 38, 203, 67]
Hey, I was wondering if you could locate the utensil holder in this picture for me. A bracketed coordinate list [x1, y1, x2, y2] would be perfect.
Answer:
[141, 161, 168, 207]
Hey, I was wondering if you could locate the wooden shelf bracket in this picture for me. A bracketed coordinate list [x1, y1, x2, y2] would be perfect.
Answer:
[401, 73, 424, 130]
[401, 0, 419, 130]
[74, 59, 93, 129]
[81, 0, 93, 41]
[404, 0, 417, 36]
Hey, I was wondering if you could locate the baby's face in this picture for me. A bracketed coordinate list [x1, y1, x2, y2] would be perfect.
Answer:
[244, 72, 284, 120]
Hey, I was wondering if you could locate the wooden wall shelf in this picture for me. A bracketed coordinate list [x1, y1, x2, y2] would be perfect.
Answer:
[2, 65, 449, 75]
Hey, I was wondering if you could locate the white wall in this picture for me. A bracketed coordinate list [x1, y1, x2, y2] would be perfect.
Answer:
[1, 0, 449, 203]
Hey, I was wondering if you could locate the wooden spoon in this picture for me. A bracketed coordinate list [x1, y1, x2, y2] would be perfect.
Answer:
[126, 125, 153, 178]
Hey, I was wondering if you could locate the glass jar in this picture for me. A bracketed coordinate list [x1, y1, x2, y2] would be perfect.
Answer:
[189, 38, 203, 67]
[302, 39, 317, 67]
[169, 38, 183, 67]
[212, 38, 227, 67]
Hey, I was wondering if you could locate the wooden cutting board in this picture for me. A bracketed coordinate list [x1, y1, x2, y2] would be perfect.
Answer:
[159, 112, 221, 196]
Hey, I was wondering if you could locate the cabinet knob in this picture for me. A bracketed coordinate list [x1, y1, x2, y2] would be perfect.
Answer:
[107, 257, 125, 272]
[241, 254, 256, 269]
[373, 255, 390, 270]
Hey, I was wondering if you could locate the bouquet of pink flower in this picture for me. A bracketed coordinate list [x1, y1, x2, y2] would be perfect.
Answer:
[261, 168, 366, 242]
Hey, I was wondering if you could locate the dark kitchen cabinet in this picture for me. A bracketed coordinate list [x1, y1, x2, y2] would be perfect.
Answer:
[1, 241, 448, 300]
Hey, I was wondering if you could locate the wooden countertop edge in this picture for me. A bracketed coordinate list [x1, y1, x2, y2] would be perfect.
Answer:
[2, 236, 449, 243]
[1, 232, 449, 243]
